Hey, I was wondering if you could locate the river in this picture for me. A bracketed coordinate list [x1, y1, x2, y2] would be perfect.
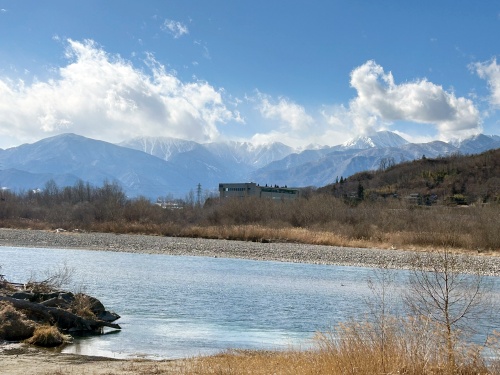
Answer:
[0, 246, 498, 359]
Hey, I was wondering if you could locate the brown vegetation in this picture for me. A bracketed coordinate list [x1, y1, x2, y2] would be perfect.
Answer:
[25, 324, 69, 347]
[184, 318, 494, 375]
[0, 301, 35, 341]
[321, 148, 500, 205]
[28, 319, 499, 374]
[1, 149, 499, 253]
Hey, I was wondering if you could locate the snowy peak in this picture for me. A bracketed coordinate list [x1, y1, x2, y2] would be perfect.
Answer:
[120, 137, 296, 168]
[341, 131, 409, 150]
[119, 136, 200, 161]
[1, 131, 498, 200]
[201, 141, 296, 168]
[448, 134, 500, 154]
[248, 142, 296, 167]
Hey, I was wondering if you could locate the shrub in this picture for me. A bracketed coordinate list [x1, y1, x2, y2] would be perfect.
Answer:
[25, 325, 69, 347]
[0, 301, 35, 341]
[69, 293, 97, 319]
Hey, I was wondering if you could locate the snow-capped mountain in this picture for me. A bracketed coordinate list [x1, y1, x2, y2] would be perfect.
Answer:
[119, 136, 296, 189]
[202, 141, 295, 168]
[119, 137, 201, 161]
[0, 134, 197, 198]
[121, 137, 296, 169]
[339, 131, 409, 150]
[449, 134, 500, 154]
[0, 131, 498, 199]
[249, 132, 500, 187]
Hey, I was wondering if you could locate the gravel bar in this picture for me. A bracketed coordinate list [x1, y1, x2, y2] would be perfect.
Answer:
[1, 228, 499, 276]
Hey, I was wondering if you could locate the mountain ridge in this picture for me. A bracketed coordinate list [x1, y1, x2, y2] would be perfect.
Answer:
[0, 132, 499, 199]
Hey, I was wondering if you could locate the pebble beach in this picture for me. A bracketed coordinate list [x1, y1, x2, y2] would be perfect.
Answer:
[1, 227, 499, 276]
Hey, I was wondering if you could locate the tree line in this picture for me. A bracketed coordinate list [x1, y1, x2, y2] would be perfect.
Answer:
[0, 174, 499, 251]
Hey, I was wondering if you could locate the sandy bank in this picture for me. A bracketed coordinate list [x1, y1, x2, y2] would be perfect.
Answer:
[0, 343, 188, 375]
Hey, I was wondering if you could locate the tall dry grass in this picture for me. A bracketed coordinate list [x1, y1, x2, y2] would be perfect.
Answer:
[25, 324, 70, 347]
[177, 318, 496, 375]
[35, 319, 500, 375]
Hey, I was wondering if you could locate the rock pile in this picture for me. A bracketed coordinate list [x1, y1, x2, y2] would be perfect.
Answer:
[0, 274, 120, 347]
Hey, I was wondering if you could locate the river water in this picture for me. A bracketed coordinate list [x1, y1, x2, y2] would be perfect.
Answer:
[0, 246, 498, 359]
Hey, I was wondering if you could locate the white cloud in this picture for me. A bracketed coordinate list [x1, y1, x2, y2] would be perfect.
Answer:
[0, 39, 239, 147]
[474, 58, 500, 108]
[243, 92, 324, 147]
[255, 93, 313, 132]
[327, 60, 481, 140]
[243, 92, 352, 148]
[162, 19, 189, 38]
[249, 126, 348, 149]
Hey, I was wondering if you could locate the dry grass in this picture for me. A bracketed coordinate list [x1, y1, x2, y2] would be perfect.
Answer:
[89, 200, 500, 253]
[25, 324, 70, 347]
[176, 318, 496, 375]
[52, 318, 492, 375]
[169, 223, 500, 256]
[181, 225, 365, 247]
[0, 301, 35, 341]
[69, 293, 97, 319]
[17, 320, 500, 374]
[182, 350, 327, 375]
[31, 347, 500, 375]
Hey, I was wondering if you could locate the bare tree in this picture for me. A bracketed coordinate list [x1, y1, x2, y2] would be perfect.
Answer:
[365, 264, 399, 373]
[404, 248, 492, 370]
[27, 262, 74, 293]
[378, 156, 396, 171]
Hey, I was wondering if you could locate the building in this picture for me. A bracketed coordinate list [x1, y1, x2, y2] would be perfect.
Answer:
[219, 182, 299, 200]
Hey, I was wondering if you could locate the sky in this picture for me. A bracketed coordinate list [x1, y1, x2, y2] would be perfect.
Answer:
[0, 1, 499, 150]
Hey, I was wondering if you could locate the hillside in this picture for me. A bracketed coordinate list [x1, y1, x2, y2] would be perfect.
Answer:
[250, 132, 500, 188]
[318, 148, 500, 205]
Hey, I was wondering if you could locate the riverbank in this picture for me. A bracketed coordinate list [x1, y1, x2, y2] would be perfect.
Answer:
[0, 342, 189, 374]
[1, 228, 500, 275]
[2, 228, 500, 374]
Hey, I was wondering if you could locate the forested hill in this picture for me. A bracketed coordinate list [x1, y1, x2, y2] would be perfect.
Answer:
[318, 148, 500, 205]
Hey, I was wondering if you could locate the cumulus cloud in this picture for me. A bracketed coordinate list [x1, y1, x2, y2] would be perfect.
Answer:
[255, 92, 313, 132]
[327, 60, 481, 139]
[243, 92, 325, 147]
[249, 126, 348, 149]
[162, 19, 189, 38]
[474, 58, 500, 108]
[244, 92, 352, 148]
[0, 39, 239, 147]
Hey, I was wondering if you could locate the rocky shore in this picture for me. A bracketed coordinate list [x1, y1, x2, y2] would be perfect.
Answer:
[1, 228, 499, 276]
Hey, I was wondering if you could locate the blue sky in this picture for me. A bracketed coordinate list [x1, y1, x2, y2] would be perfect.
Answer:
[0, 1, 499, 149]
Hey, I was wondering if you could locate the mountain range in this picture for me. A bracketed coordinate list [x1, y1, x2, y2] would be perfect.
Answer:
[0, 131, 499, 199]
